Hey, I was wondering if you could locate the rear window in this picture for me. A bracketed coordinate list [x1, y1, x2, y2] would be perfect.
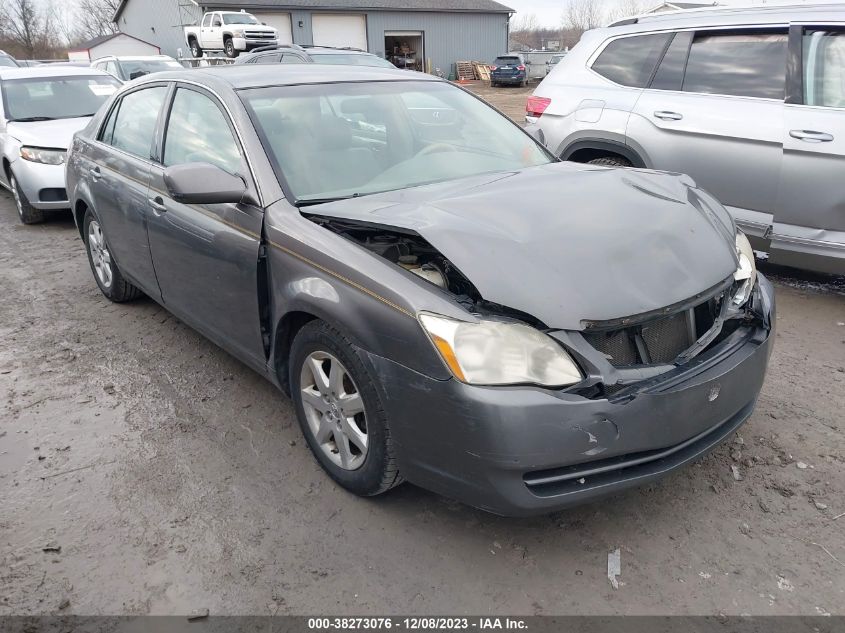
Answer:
[592, 33, 671, 87]
[493, 57, 521, 65]
[682, 31, 787, 99]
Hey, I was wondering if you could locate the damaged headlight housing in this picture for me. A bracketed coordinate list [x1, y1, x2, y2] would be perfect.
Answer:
[732, 231, 757, 306]
[419, 312, 583, 387]
[20, 146, 65, 165]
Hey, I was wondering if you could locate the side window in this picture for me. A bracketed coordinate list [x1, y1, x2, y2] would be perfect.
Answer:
[163, 88, 242, 175]
[592, 33, 672, 87]
[108, 86, 168, 159]
[202, 14, 211, 27]
[802, 29, 845, 108]
[212, 13, 222, 27]
[682, 30, 787, 99]
[280, 53, 304, 64]
[106, 61, 120, 78]
[650, 31, 692, 91]
[99, 101, 120, 145]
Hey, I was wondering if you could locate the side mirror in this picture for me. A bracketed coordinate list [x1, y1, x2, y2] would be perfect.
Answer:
[163, 163, 247, 205]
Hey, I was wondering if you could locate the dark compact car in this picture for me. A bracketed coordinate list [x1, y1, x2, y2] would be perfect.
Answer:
[65, 64, 774, 516]
[490, 54, 528, 87]
[234, 44, 396, 68]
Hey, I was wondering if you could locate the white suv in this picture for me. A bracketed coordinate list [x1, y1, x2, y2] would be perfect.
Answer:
[526, 4, 845, 275]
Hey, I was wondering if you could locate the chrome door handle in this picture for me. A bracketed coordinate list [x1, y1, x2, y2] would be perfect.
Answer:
[149, 196, 167, 214]
[789, 129, 834, 142]
[654, 110, 683, 121]
[89, 166, 101, 181]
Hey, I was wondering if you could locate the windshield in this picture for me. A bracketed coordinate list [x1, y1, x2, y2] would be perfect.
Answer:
[119, 59, 182, 78]
[550, 55, 565, 64]
[223, 13, 259, 24]
[0, 56, 19, 68]
[242, 80, 552, 203]
[2, 75, 120, 121]
[311, 54, 396, 68]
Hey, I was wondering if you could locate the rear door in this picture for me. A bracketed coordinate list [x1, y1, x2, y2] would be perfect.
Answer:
[87, 84, 170, 297]
[628, 27, 787, 241]
[145, 84, 266, 367]
[776, 24, 845, 263]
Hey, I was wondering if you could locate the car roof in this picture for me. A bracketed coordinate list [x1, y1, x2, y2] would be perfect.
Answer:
[304, 47, 373, 55]
[0, 66, 114, 80]
[609, 2, 845, 31]
[94, 55, 177, 62]
[133, 63, 440, 90]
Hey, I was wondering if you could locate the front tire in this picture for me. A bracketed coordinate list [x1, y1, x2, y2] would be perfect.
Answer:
[588, 156, 632, 168]
[83, 209, 142, 302]
[10, 173, 45, 225]
[224, 38, 237, 58]
[189, 38, 203, 58]
[289, 320, 402, 497]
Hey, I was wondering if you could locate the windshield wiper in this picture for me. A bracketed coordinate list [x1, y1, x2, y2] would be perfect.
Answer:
[297, 194, 361, 207]
[9, 116, 55, 122]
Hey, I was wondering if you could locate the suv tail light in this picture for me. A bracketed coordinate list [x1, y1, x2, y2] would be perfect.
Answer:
[489, 65, 497, 71]
[526, 96, 551, 118]
[517, 65, 526, 71]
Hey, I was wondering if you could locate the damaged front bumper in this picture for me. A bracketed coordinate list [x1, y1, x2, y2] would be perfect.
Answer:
[367, 275, 775, 516]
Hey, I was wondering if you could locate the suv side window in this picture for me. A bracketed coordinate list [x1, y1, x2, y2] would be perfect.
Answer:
[650, 31, 693, 91]
[107, 86, 168, 159]
[802, 29, 845, 108]
[682, 30, 787, 99]
[163, 88, 242, 174]
[592, 33, 672, 87]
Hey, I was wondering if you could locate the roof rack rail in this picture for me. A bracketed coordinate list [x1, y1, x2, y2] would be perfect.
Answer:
[300, 45, 364, 52]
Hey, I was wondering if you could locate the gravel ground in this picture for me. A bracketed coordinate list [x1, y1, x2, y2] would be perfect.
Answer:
[1, 85, 844, 616]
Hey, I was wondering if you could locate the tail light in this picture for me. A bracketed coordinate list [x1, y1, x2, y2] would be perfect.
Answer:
[517, 65, 526, 71]
[526, 96, 551, 118]
[489, 65, 497, 71]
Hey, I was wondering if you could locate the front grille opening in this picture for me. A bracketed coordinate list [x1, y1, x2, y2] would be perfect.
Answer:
[39, 188, 67, 202]
[585, 297, 719, 368]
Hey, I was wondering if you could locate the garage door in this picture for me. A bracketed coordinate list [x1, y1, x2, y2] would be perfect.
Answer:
[311, 14, 367, 51]
[256, 12, 293, 45]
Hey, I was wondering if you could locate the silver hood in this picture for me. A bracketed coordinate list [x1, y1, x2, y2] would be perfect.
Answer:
[308, 163, 739, 329]
[6, 116, 92, 150]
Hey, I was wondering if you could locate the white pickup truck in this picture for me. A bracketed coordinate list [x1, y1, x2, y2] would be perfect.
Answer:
[185, 11, 278, 58]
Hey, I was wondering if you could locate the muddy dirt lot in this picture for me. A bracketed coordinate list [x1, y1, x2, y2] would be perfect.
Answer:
[1, 85, 844, 617]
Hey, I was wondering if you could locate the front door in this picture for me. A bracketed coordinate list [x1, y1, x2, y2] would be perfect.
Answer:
[88, 84, 169, 297]
[776, 24, 845, 265]
[628, 28, 787, 241]
[145, 85, 266, 367]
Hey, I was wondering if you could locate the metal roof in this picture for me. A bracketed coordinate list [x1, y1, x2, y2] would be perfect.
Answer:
[201, 0, 513, 14]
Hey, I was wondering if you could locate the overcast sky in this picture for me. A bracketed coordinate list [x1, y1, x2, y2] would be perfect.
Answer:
[509, 0, 840, 29]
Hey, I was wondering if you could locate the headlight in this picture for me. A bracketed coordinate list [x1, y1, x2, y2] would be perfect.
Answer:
[733, 231, 757, 306]
[20, 146, 65, 165]
[419, 312, 583, 387]
[232, 29, 244, 37]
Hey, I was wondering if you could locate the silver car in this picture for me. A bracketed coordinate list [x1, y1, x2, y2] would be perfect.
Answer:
[90, 55, 182, 81]
[526, 4, 845, 275]
[0, 67, 121, 223]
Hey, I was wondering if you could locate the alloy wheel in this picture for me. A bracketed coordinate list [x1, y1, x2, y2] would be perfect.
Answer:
[87, 220, 113, 288]
[299, 351, 368, 470]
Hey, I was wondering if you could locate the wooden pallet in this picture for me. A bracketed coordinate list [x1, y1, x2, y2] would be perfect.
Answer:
[472, 61, 491, 81]
[455, 61, 475, 81]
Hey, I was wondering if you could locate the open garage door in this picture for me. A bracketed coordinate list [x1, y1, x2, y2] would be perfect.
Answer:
[312, 14, 367, 51]
[256, 12, 293, 45]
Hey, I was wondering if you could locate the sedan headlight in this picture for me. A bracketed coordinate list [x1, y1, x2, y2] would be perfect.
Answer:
[732, 231, 757, 306]
[419, 312, 583, 387]
[20, 146, 66, 165]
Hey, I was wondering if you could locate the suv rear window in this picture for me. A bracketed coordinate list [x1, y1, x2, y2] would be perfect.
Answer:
[682, 31, 787, 99]
[493, 57, 520, 65]
[592, 33, 671, 87]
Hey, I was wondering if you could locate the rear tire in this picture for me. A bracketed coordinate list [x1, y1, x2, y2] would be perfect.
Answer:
[189, 38, 202, 58]
[83, 209, 142, 303]
[10, 173, 45, 224]
[587, 156, 632, 168]
[289, 320, 403, 497]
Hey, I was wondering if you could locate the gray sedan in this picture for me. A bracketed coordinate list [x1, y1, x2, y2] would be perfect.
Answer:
[65, 65, 774, 516]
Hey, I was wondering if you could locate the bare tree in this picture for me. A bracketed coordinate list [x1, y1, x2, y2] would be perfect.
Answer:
[609, 0, 648, 22]
[74, 0, 121, 41]
[563, 0, 604, 33]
